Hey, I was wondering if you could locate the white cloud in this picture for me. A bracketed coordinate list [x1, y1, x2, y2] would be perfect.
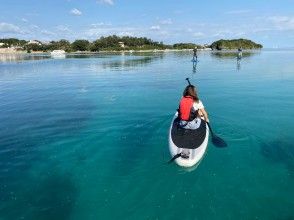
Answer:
[160, 19, 172, 25]
[70, 8, 82, 16]
[21, 18, 28, 23]
[30, 24, 40, 29]
[150, 25, 160, 30]
[41, 30, 56, 36]
[268, 16, 294, 30]
[90, 22, 112, 27]
[212, 30, 234, 38]
[193, 32, 205, 37]
[56, 25, 72, 33]
[234, 32, 246, 37]
[252, 27, 272, 33]
[0, 22, 23, 34]
[117, 31, 134, 36]
[97, 0, 114, 5]
[158, 31, 169, 37]
[84, 26, 137, 38]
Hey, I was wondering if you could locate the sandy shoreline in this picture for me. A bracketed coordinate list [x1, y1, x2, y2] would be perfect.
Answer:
[0, 48, 213, 55]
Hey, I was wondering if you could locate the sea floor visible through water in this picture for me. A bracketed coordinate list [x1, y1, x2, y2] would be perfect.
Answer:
[0, 50, 293, 219]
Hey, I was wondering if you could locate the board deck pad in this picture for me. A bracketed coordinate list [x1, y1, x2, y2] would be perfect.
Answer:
[171, 117, 206, 149]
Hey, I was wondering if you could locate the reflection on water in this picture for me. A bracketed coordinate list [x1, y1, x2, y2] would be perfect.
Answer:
[65, 54, 106, 59]
[51, 54, 66, 59]
[236, 59, 241, 71]
[101, 54, 164, 69]
[211, 50, 259, 59]
[192, 61, 198, 74]
[0, 49, 294, 219]
[0, 53, 50, 62]
[0, 53, 164, 69]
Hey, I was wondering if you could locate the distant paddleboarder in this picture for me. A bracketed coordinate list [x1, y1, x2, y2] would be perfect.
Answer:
[237, 47, 242, 59]
[193, 47, 198, 61]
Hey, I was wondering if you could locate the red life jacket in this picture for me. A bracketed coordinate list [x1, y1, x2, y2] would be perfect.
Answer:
[179, 96, 197, 121]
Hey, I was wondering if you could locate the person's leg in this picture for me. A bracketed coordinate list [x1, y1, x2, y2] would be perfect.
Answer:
[184, 118, 201, 129]
[181, 148, 190, 158]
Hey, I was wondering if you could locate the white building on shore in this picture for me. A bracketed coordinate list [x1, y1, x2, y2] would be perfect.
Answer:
[27, 40, 42, 45]
[118, 42, 125, 48]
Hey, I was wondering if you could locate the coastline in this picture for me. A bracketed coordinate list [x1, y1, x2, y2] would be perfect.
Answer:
[0, 48, 213, 55]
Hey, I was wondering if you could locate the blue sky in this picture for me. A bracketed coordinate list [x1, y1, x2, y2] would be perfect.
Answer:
[0, 0, 294, 47]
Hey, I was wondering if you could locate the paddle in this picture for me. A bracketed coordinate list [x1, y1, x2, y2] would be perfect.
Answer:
[186, 77, 227, 148]
[206, 122, 227, 147]
[168, 79, 227, 164]
[185, 77, 191, 85]
[168, 153, 181, 164]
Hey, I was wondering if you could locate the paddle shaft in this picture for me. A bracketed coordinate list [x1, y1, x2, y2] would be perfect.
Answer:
[184, 78, 227, 147]
[168, 153, 181, 164]
[185, 78, 191, 85]
[206, 122, 214, 136]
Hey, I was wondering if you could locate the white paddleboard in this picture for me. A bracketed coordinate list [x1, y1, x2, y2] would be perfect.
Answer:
[168, 112, 209, 167]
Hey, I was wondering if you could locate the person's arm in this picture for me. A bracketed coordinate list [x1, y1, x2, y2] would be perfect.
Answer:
[199, 108, 209, 122]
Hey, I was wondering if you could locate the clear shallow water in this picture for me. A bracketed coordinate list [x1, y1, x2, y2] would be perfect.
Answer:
[0, 51, 293, 220]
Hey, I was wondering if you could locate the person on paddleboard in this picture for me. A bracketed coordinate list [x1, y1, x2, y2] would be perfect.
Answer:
[193, 47, 198, 61]
[237, 47, 242, 59]
[178, 85, 209, 129]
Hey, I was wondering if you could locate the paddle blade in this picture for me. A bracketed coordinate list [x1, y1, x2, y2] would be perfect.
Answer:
[211, 134, 227, 147]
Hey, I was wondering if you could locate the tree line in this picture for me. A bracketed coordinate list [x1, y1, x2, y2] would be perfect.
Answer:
[0, 36, 263, 52]
[0, 36, 207, 52]
[1, 36, 171, 52]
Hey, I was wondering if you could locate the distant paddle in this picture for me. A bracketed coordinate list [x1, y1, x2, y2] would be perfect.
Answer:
[185, 77, 191, 85]
[206, 122, 227, 147]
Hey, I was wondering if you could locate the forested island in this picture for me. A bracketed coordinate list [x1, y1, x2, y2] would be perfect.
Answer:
[210, 39, 263, 50]
[0, 36, 262, 53]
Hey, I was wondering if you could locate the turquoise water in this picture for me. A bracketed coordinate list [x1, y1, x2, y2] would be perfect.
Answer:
[0, 51, 293, 220]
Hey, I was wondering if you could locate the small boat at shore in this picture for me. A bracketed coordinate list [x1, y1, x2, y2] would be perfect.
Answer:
[50, 50, 66, 58]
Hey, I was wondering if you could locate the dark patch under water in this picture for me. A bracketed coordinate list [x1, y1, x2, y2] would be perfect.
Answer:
[0, 170, 77, 220]
[109, 116, 165, 176]
[0, 94, 95, 219]
[260, 138, 294, 177]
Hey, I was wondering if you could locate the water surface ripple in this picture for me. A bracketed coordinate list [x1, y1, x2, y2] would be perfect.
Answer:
[0, 51, 293, 219]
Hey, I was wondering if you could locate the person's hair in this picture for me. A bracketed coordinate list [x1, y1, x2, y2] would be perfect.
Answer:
[183, 85, 199, 102]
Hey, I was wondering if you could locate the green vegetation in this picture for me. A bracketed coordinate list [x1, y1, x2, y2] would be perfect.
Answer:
[71, 40, 90, 51]
[90, 35, 170, 51]
[1, 36, 172, 52]
[0, 36, 263, 52]
[210, 38, 262, 50]
[0, 38, 27, 47]
[48, 40, 72, 52]
[172, 43, 201, 49]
